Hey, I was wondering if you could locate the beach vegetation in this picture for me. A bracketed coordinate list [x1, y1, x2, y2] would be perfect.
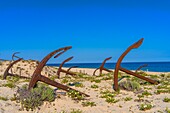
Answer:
[142, 90, 152, 96]
[165, 107, 170, 113]
[6, 76, 20, 83]
[106, 97, 119, 103]
[139, 103, 153, 111]
[101, 74, 112, 80]
[124, 97, 133, 101]
[49, 75, 58, 81]
[157, 85, 169, 89]
[70, 109, 83, 113]
[59, 110, 67, 113]
[163, 97, 170, 102]
[0, 96, 8, 101]
[75, 83, 84, 88]
[119, 80, 141, 91]
[90, 84, 99, 89]
[91, 79, 101, 83]
[144, 87, 152, 90]
[155, 89, 170, 94]
[67, 90, 85, 100]
[100, 90, 119, 104]
[15, 83, 55, 111]
[82, 101, 96, 107]
[61, 78, 69, 84]
[2, 82, 16, 88]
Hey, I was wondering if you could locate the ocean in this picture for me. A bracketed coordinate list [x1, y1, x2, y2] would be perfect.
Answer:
[47, 62, 170, 72]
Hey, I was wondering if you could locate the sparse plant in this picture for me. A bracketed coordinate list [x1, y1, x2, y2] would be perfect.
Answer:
[75, 83, 84, 88]
[142, 90, 152, 96]
[124, 97, 132, 101]
[163, 97, 170, 102]
[0, 96, 8, 101]
[106, 97, 119, 103]
[70, 109, 82, 113]
[165, 107, 170, 113]
[92, 79, 101, 83]
[61, 78, 69, 84]
[100, 90, 119, 104]
[155, 89, 170, 94]
[82, 101, 96, 107]
[3, 82, 16, 88]
[139, 103, 152, 111]
[49, 75, 58, 81]
[91, 84, 98, 89]
[67, 90, 84, 100]
[6, 76, 20, 83]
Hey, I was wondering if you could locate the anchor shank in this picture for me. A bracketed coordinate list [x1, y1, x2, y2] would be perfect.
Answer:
[39, 75, 90, 97]
[119, 67, 157, 84]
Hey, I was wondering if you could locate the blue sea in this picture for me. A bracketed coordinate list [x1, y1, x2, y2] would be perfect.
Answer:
[47, 62, 170, 72]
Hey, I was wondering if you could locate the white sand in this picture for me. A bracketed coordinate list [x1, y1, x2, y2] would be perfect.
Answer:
[0, 60, 170, 113]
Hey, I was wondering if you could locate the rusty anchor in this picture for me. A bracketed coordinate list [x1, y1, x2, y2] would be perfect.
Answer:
[57, 56, 77, 78]
[113, 38, 158, 91]
[93, 57, 113, 76]
[3, 52, 26, 79]
[28, 46, 90, 97]
[135, 64, 148, 73]
[12, 52, 21, 61]
[66, 66, 78, 75]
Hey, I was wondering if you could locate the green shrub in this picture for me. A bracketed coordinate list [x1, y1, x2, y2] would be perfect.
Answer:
[15, 84, 55, 111]
[119, 80, 141, 91]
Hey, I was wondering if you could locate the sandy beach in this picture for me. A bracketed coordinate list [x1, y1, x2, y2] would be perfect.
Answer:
[0, 60, 170, 113]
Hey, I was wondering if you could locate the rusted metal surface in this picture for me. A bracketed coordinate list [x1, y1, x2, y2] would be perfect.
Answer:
[93, 57, 112, 76]
[11, 52, 21, 74]
[3, 58, 23, 79]
[12, 52, 21, 61]
[3, 52, 24, 79]
[66, 66, 78, 75]
[113, 38, 158, 91]
[28, 46, 90, 97]
[135, 64, 148, 73]
[57, 56, 76, 78]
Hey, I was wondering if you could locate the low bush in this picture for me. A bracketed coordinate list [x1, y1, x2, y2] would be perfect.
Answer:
[119, 80, 141, 91]
[15, 84, 55, 111]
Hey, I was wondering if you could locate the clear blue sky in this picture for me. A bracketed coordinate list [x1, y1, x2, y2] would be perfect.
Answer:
[0, 0, 170, 63]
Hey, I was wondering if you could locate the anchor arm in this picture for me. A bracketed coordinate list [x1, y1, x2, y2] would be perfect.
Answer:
[28, 46, 72, 89]
[57, 56, 74, 78]
[3, 58, 23, 79]
[114, 38, 144, 91]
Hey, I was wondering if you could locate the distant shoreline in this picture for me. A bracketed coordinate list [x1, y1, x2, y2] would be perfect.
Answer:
[47, 62, 170, 72]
